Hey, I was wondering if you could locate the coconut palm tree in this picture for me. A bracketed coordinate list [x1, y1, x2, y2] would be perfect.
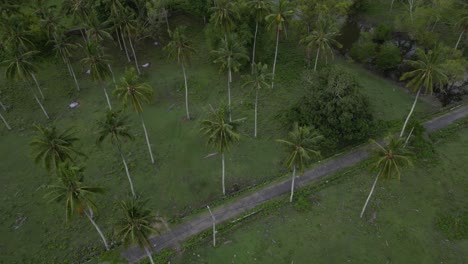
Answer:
[242, 62, 271, 138]
[30, 125, 84, 173]
[50, 31, 81, 91]
[277, 123, 322, 203]
[453, 6, 467, 50]
[45, 162, 109, 250]
[210, 0, 238, 41]
[113, 67, 155, 164]
[360, 136, 412, 218]
[84, 11, 113, 43]
[399, 47, 448, 137]
[300, 18, 343, 71]
[97, 111, 136, 198]
[200, 105, 243, 195]
[211, 34, 249, 122]
[39, 6, 62, 42]
[2, 48, 49, 118]
[120, 8, 141, 74]
[266, 0, 294, 88]
[61, 0, 90, 41]
[81, 41, 113, 109]
[1, 16, 35, 52]
[116, 198, 160, 264]
[247, 0, 272, 72]
[164, 26, 196, 120]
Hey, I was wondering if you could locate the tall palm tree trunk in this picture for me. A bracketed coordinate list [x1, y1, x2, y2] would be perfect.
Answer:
[120, 26, 131, 62]
[127, 33, 141, 75]
[390, 0, 395, 13]
[84, 208, 110, 250]
[101, 82, 112, 110]
[29, 86, 49, 119]
[400, 87, 421, 137]
[117, 145, 136, 198]
[271, 27, 280, 89]
[68, 62, 80, 91]
[227, 66, 232, 122]
[30, 73, 45, 99]
[144, 246, 155, 264]
[207, 205, 216, 246]
[289, 166, 296, 203]
[314, 47, 320, 72]
[164, 8, 170, 32]
[0, 112, 11, 130]
[80, 29, 87, 43]
[182, 63, 190, 120]
[454, 29, 465, 50]
[0, 100, 6, 111]
[254, 88, 258, 138]
[139, 113, 155, 164]
[222, 152, 226, 195]
[108, 64, 117, 85]
[360, 170, 382, 218]
[251, 22, 259, 74]
[116, 28, 123, 51]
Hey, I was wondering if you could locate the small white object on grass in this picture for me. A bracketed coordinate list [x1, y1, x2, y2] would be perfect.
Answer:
[154, 41, 159, 46]
[85, 69, 91, 74]
[69, 101, 80, 109]
[142, 63, 150, 68]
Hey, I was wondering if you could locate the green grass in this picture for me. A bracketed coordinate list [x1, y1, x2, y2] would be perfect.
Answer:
[0, 14, 435, 263]
[173, 127, 468, 264]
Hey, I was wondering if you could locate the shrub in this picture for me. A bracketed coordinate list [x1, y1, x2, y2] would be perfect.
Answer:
[349, 32, 377, 63]
[376, 42, 401, 72]
[374, 24, 393, 42]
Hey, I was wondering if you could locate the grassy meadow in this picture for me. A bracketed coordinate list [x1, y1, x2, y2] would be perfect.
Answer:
[0, 14, 434, 263]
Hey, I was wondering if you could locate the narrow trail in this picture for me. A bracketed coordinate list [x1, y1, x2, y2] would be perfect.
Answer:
[122, 104, 468, 263]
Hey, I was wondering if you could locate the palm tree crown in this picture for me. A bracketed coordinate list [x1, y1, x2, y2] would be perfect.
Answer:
[165, 26, 196, 65]
[114, 67, 153, 113]
[210, 0, 239, 35]
[371, 137, 412, 181]
[81, 41, 111, 82]
[211, 34, 249, 76]
[97, 110, 134, 145]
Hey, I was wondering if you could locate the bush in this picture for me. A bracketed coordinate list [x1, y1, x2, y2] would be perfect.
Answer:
[374, 24, 393, 42]
[375, 42, 401, 72]
[349, 33, 377, 63]
[435, 210, 468, 240]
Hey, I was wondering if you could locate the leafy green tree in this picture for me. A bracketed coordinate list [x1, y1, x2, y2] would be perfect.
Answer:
[30, 125, 84, 173]
[360, 136, 412, 218]
[277, 122, 322, 203]
[113, 67, 155, 164]
[116, 198, 160, 264]
[247, 0, 272, 71]
[45, 162, 109, 250]
[2, 48, 49, 118]
[97, 111, 136, 198]
[453, 5, 467, 50]
[50, 31, 81, 91]
[375, 42, 401, 72]
[266, 0, 294, 88]
[349, 32, 377, 63]
[211, 34, 249, 122]
[242, 62, 271, 138]
[164, 26, 196, 120]
[399, 47, 448, 137]
[300, 18, 342, 71]
[200, 105, 242, 195]
[81, 41, 113, 110]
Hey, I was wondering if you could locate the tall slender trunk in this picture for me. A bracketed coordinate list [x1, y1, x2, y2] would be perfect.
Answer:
[120, 26, 131, 62]
[314, 47, 320, 72]
[116, 28, 123, 51]
[30, 73, 45, 99]
[30, 86, 49, 119]
[431, 18, 439, 32]
[408, 0, 414, 24]
[271, 27, 280, 89]
[207, 205, 216, 247]
[139, 113, 155, 164]
[0, 100, 6, 111]
[289, 166, 296, 203]
[222, 153, 225, 195]
[360, 170, 382, 218]
[251, 22, 259, 74]
[80, 29, 87, 43]
[454, 30, 464, 50]
[68, 62, 80, 91]
[390, 0, 395, 13]
[127, 33, 141, 75]
[164, 8, 170, 32]
[144, 246, 155, 264]
[254, 88, 258, 138]
[84, 209, 110, 250]
[0, 112, 11, 130]
[101, 82, 112, 110]
[400, 87, 421, 137]
[227, 66, 232, 122]
[108, 64, 116, 84]
[117, 144, 136, 198]
[182, 63, 190, 120]
[65, 58, 74, 76]
[404, 126, 414, 147]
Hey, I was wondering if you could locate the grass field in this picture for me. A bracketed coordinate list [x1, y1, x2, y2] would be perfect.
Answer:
[0, 14, 435, 263]
[174, 125, 468, 264]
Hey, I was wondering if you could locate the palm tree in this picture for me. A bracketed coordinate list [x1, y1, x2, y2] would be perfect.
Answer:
[211, 34, 249, 122]
[242, 62, 271, 138]
[266, 0, 294, 88]
[164, 26, 196, 120]
[200, 105, 243, 195]
[61, 0, 90, 42]
[97, 111, 136, 198]
[453, 6, 467, 50]
[247, 0, 272, 72]
[116, 198, 159, 264]
[300, 18, 343, 71]
[30, 125, 84, 173]
[104, 0, 125, 52]
[113, 67, 155, 164]
[45, 162, 109, 250]
[39, 6, 62, 42]
[81, 41, 113, 110]
[360, 136, 412, 218]
[210, 0, 238, 41]
[277, 123, 322, 203]
[399, 47, 448, 137]
[2, 48, 49, 118]
[84, 11, 113, 43]
[50, 31, 81, 91]
[120, 8, 141, 74]
[1, 16, 35, 52]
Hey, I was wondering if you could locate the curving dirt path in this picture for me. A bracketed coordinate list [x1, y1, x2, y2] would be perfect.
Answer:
[122, 104, 468, 263]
